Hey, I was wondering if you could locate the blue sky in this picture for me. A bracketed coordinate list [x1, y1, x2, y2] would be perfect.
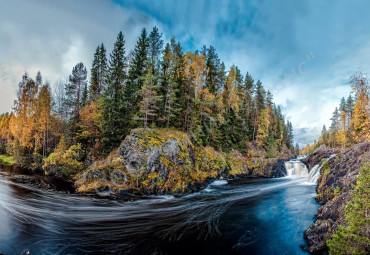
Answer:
[0, 0, 370, 147]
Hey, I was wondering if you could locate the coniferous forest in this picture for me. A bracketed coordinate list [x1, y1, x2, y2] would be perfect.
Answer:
[0, 27, 295, 174]
[0, 3, 369, 254]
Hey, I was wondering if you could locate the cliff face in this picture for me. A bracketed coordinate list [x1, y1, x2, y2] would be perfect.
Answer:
[301, 145, 339, 170]
[75, 128, 288, 196]
[304, 141, 370, 253]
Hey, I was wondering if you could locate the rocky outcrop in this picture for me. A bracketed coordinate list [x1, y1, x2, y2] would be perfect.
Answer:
[76, 128, 288, 197]
[304, 142, 370, 253]
[301, 145, 339, 170]
[263, 159, 287, 177]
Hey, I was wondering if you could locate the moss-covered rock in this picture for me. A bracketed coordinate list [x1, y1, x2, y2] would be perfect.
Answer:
[76, 128, 288, 196]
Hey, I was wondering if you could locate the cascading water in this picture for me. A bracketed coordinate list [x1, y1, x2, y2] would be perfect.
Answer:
[307, 154, 337, 183]
[307, 164, 321, 183]
[284, 158, 309, 178]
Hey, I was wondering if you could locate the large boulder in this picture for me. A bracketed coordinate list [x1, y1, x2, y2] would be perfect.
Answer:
[75, 128, 290, 197]
[76, 129, 228, 196]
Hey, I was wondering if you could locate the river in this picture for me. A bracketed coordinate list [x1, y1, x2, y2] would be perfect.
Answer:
[0, 163, 319, 255]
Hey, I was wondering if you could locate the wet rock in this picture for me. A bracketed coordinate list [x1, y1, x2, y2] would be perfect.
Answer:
[304, 141, 370, 253]
[301, 145, 339, 170]
[263, 159, 287, 177]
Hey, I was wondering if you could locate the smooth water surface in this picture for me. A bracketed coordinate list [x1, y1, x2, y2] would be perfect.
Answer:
[0, 166, 319, 255]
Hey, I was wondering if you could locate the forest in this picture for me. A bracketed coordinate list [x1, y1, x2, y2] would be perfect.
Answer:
[0, 27, 295, 175]
[301, 71, 370, 154]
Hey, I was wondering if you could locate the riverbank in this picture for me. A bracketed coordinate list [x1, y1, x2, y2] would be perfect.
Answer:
[303, 142, 370, 253]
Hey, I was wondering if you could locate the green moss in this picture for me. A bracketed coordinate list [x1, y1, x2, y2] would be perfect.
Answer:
[333, 186, 341, 198]
[76, 128, 273, 195]
[0, 154, 15, 166]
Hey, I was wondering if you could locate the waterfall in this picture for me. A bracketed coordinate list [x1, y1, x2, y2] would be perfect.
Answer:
[307, 154, 337, 183]
[307, 164, 321, 183]
[284, 160, 309, 177]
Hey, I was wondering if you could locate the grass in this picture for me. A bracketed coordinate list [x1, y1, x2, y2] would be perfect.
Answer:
[0, 154, 15, 166]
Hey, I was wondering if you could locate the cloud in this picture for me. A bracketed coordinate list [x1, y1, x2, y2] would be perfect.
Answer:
[1, 0, 370, 146]
[0, 0, 164, 112]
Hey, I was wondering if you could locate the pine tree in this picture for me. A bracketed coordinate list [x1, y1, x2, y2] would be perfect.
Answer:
[101, 31, 127, 154]
[63, 63, 87, 145]
[148, 26, 163, 76]
[125, 28, 149, 112]
[320, 125, 329, 145]
[169, 38, 187, 128]
[330, 107, 340, 132]
[286, 120, 294, 149]
[90, 44, 108, 100]
[64, 62, 87, 118]
[106, 31, 127, 99]
[339, 97, 346, 112]
[327, 164, 370, 254]
[346, 95, 355, 133]
[134, 68, 161, 128]
[158, 44, 179, 131]
[253, 80, 266, 141]
[90, 45, 100, 100]
[203, 45, 223, 94]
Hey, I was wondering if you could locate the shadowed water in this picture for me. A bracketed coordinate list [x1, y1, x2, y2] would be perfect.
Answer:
[0, 166, 319, 255]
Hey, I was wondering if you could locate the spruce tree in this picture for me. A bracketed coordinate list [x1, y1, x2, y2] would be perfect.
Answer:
[90, 44, 108, 100]
[101, 31, 127, 154]
[64, 62, 87, 118]
[125, 28, 149, 121]
[204, 45, 223, 95]
[148, 26, 163, 76]
[330, 107, 340, 132]
[169, 38, 186, 128]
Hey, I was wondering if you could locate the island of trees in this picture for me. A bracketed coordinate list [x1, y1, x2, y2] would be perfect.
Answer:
[0, 27, 295, 174]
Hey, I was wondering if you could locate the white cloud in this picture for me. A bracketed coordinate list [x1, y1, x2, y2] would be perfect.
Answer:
[1, 0, 370, 147]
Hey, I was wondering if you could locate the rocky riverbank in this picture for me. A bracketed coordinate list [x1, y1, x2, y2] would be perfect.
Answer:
[75, 128, 290, 197]
[304, 141, 370, 253]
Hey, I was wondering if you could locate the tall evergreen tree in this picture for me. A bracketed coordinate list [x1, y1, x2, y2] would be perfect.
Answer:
[148, 26, 163, 76]
[169, 38, 186, 128]
[330, 107, 340, 132]
[101, 31, 127, 154]
[90, 44, 108, 100]
[203, 45, 224, 94]
[64, 62, 87, 118]
[125, 28, 149, 120]
[159, 43, 180, 130]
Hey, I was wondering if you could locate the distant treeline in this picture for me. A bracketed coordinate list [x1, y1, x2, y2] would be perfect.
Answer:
[301, 71, 370, 154]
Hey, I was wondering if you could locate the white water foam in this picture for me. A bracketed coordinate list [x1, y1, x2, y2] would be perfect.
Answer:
[211, 180, 228, 186]
[307, 154, 336, 184]
[284, 160, 309, 178]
